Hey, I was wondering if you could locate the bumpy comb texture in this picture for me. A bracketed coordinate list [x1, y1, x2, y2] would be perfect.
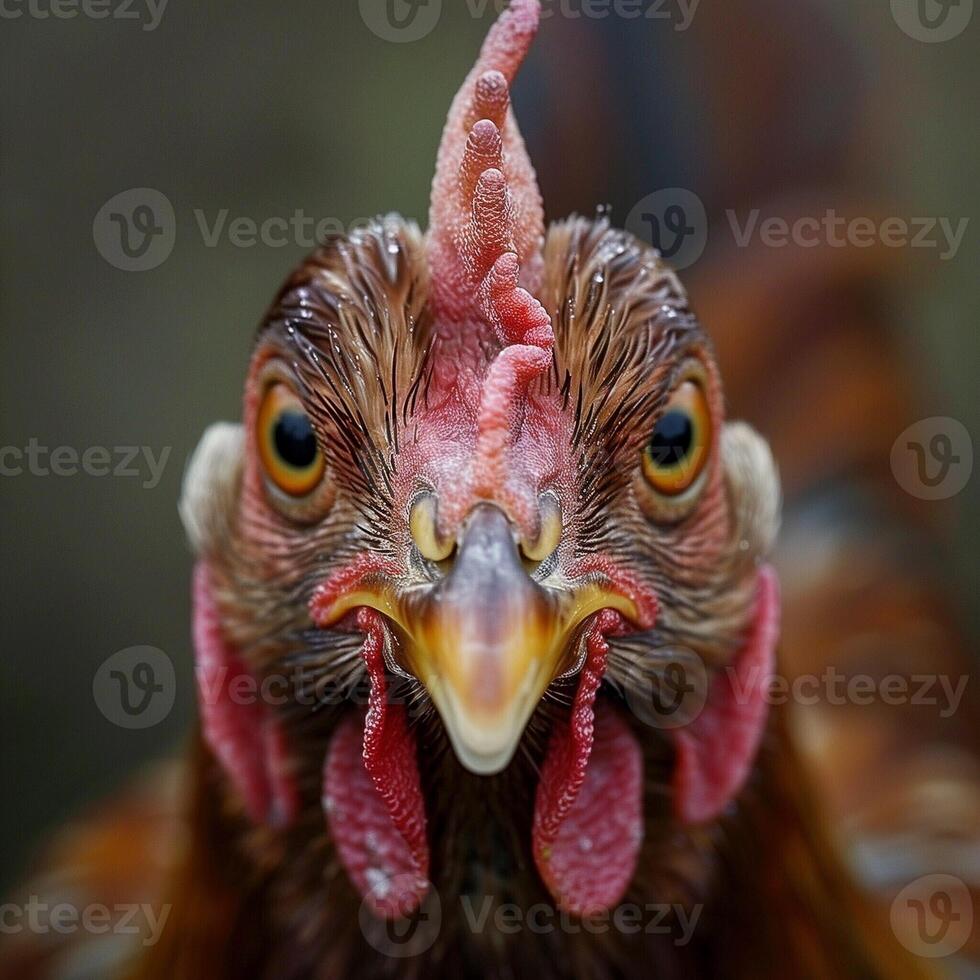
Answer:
[427, 0, 549, 353]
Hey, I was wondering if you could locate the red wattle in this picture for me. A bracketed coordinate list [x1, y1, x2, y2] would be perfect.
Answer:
[322, 609, 429, 918]
[192, 561, 298, 827]
[670, 565, 781, 824]
[533, 610, 644, 915]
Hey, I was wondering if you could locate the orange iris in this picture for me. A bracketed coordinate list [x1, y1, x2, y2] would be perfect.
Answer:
[257, 383, 325, 498]
[641, 380, 712, 496]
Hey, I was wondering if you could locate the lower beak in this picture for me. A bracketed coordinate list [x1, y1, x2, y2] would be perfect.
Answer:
[400, 504, 630, 774]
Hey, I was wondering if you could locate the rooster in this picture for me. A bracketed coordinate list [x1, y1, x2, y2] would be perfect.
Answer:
[0, 3, 944, 979]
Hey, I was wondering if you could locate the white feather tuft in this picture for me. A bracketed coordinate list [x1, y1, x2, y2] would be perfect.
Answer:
[722, 421, 782, 561]
[178, 422, 244, 557]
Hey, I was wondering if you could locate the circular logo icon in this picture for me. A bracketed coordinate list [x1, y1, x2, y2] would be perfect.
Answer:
[890, 874, 973, 958]
[891, 417, 973, 500]
[358, 877, 442, 958]
[626, 188, 708, 271]
[891, 0, 973, 42]
[92, 188, 176, 272]
[617, 648, 709, 731]
[93, 645, 176, 729]
[358, 0, 443, 43]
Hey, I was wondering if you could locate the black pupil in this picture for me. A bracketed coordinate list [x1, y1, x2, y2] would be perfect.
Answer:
[648, 409, 693, 467]
[274, 411, 318, 469]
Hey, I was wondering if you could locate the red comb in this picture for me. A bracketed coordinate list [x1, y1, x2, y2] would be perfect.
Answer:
[427, 0, 548, 346]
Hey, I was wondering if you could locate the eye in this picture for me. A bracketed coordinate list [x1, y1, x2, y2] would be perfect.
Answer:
[257, 383, 326, 498]
[641, 378, 712, 499]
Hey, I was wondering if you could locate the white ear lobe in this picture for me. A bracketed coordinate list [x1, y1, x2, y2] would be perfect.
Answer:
[721, 421, 782, 560]
[179, 422, 244, 557]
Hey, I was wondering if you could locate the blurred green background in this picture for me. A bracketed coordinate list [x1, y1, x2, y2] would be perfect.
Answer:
[1, 0, 977, 891]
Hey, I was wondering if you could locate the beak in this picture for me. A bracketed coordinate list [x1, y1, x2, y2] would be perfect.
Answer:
[401, 504, 633, 775]
[313, 503, 640, 775]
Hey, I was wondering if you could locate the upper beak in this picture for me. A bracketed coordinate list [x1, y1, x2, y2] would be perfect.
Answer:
[401, 504, 634, 774]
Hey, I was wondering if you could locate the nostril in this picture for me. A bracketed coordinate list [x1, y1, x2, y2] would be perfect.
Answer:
[409, 492, 455, 563]
[520, 492, 562, 564]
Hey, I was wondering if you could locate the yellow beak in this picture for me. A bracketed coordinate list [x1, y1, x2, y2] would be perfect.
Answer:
[401, 505, 634, 774]
[317, 503, 637, 775]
